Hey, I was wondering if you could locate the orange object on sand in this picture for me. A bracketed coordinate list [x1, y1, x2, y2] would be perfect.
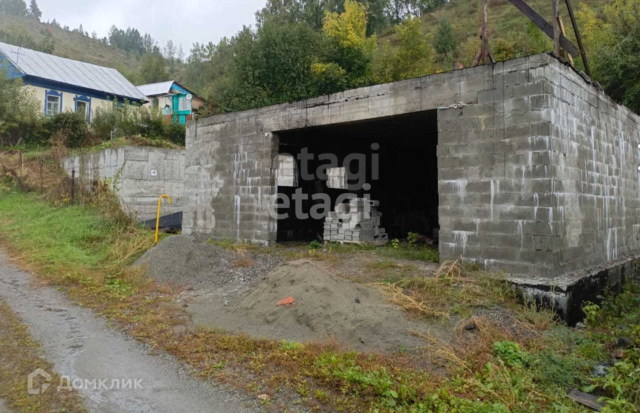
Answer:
[277, 296, 295, 307]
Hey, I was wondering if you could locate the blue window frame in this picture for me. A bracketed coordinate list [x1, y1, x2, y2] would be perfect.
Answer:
[74, 95, 91, 122]
[44, 90, 63, 117]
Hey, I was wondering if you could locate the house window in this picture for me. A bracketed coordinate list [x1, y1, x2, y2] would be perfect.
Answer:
[74, 95, 91, 121]
[46, 93, 61, 116]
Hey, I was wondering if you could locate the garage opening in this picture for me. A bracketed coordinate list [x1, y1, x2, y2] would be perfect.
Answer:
[275, 110, 439, 243]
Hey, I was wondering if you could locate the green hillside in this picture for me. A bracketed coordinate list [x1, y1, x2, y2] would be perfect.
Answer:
[0, 13, 141, 71]
[413, 0, 607, 70]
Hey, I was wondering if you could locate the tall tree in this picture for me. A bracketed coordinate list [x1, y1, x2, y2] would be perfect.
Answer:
[373, 15, 432, 82]
[139, 53, 169, 84]
[164, 40, 176, 72]
[577, 0, 640, 113]
[0, 70, 41, 146]
[313, 0, 377, 92]
[434, 18, 456, 57]
[0, 0, 28, 17]
[28, 0, 41, 20]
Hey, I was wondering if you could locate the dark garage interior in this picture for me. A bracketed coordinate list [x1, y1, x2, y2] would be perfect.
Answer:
[275, 110, 439, 242]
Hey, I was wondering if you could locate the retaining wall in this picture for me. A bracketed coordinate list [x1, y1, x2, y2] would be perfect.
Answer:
[61, 146, 185, 222]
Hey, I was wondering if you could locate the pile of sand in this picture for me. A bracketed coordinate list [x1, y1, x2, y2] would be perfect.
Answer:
[134, 236, 283, 290]
[187, 260, 429, 352]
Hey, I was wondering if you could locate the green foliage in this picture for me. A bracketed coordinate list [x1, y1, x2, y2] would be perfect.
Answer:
[139, 53, 170, 84]
[309, 240, 322, 250]
[391, 238, 400, 250]
[407, 231, 419, 247]
[313, 0, 377, 92]
[42, 112, 89, 148]
[218, 21, 323, 111]
[279, 340, 305, 352]
[596, 352, 640, 412]
[577, 0, 640, 113]
[530, 348, 596, 389]
[91, 100, 184, 145]
[372, 16, 433, 83]
[494, 340, 529, 367]
[583, 302, 602, 326]
[434, 18, 456, 56]
[0, 23, 54, 52]
[0, 71, 41, 146]
[0, 0, 27, 17]
[28, 0, 40, 20]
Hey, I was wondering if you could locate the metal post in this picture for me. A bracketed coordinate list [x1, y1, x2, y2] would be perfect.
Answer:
[552, 0, 560, 58]
[482, 0, 488, 64]
[564, 0, 591, 77]
[39, 160, 43, 192]
[155, 194, 172, 244]
[71, 169, 75, 202]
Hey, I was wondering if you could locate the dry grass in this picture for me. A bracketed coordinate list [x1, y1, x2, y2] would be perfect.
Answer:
[372, 259, 513, 319]
[373, 283, 451, 319]
[0, 300, 87, 413]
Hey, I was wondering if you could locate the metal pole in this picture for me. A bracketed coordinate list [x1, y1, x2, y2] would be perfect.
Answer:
[564, 0, 591, 77]
[71, 170, 75, 202]
[39, 160, 43, 192]
[482, 0, 488, 64]
[155, 194, 172, 244]
[552, 0, 561, 58]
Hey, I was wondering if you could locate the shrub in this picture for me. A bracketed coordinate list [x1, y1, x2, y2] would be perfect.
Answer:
[164, 123, 186, 146]
[43, 112, 88, 148]
[92, 100, 186, 146]
[494, 340, 529, 367]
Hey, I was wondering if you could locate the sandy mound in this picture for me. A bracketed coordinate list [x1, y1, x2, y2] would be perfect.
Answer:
[134, 235, 283, 291]
[188, 260, 429, 352]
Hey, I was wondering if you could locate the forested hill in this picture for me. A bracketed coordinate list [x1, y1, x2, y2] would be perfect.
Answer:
[2, 0, 638, 115]
[0, 13, 141, 72]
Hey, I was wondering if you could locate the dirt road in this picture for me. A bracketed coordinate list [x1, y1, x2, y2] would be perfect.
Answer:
[0, 251, 261, 413]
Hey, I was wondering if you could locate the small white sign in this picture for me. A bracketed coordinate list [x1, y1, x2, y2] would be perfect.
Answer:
[151, 170, 158, 176]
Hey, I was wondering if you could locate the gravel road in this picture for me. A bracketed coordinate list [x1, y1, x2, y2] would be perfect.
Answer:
[0, 251, 261, 413]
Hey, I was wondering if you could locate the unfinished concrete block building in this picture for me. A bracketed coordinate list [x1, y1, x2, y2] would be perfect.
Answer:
[183, 54, 640, 321]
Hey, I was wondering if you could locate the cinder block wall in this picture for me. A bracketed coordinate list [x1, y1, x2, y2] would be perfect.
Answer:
[62, 146, 185, 221]
[543, 61, 640, 274]
[185, 54, 640, 278]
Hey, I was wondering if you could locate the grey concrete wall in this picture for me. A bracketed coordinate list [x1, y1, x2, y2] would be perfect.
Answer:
[62, 146, 185, 222]
[184, 53, 640, 279]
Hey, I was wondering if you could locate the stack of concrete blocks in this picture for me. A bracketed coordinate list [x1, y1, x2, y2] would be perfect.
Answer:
[276, 154, 298, 187]
[327, 167, 347, 189]
[324, 198, 388, 245]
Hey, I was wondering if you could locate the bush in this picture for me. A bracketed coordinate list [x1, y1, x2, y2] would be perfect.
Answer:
[164, 123, 186, 146]
[43, 112, 88, 148]
[92, 100, 186, 146]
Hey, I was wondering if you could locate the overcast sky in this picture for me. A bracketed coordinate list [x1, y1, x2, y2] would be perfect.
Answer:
[37, 0, 267, 52]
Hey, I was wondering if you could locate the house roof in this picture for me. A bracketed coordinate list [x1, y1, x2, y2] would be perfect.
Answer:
[137, 80, 198, 98]
[0, 42, 148, 102]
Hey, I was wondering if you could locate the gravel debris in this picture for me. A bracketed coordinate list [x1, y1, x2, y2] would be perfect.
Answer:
[134, 235, 284, 291]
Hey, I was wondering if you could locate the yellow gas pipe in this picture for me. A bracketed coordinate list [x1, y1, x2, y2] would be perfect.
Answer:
[155, 194, 171, 244]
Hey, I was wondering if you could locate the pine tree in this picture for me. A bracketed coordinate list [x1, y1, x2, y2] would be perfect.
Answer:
[28, 0, 41, 20]
[0, 0, 28, 17]
[434, 18, 457, 57]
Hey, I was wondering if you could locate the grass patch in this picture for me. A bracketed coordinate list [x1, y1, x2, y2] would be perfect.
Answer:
[0, 300, 87, 413]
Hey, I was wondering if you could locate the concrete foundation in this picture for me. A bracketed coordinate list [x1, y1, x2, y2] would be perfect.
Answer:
[62, 146, 185, 222]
